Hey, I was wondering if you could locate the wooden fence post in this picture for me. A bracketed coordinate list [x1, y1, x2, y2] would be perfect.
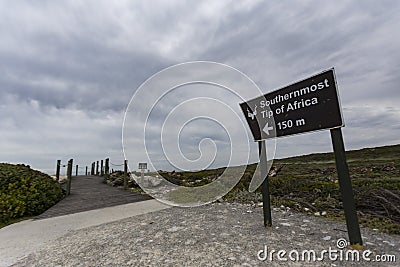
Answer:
[66, 159, 73, 196]
[85, 166, 88, 175]
[124, 159, 128, 190]
[55, 160, 61, 182]
[91, 162, 95, 175]
[104, 158, 109, 183]
[101, 160, 104, 176]
[75, 165, 78, 176]
[96, 161, 99, 176]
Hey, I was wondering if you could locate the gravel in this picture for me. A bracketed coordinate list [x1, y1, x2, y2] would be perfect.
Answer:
[13, 202, 399, 266]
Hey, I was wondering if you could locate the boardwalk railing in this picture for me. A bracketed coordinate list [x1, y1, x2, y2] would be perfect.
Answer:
[55, 158, 129, 195]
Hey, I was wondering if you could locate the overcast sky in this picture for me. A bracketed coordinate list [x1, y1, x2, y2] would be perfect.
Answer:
[1, 1, 399, 174]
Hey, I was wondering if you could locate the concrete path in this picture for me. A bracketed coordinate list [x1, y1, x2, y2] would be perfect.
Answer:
[0, 200, 170, 267]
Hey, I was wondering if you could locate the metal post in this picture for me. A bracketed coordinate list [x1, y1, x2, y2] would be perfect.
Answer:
[96, 161, 99, 176]
[330, 128, 363, 247]
[259, 140, 272, 227]
[101, 160, 104, 176]
[75, 165, 78, 176]
[55, 160, 61, 182]
[66, 159, 73, 196]
[124, 160, 128, 189]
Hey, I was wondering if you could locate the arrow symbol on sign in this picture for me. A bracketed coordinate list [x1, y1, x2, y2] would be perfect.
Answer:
[263, 122, 274, 135]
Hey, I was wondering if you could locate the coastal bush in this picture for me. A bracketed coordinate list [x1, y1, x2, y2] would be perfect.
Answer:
[0, 163, 64, 224]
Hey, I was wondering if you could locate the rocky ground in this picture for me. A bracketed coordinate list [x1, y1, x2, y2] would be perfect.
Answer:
[13, 202, 399, 266]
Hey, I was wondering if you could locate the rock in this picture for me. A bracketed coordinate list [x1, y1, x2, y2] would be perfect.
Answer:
[314, 212, 320, 216]
[279, 222, 291, 227]
[136, 176, 162, 187]
[184, 239, 196, 245]
[321, 211, 327, 216]
[147, 176, 162, 187]
[323, 236, 331, 241]
[112, 178, 124, 187]
[381, 162, 396, 171]
[167, 226, 185, 232]
[382, 240, 395, 246]
[304, 208, 310, 212]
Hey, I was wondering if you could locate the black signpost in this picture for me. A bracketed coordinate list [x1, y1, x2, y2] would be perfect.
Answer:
[240, 68, 363, 247]
[240, 69, 343, 140]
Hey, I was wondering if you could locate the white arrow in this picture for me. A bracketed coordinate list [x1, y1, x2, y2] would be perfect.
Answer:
[263, 122, 274, 135]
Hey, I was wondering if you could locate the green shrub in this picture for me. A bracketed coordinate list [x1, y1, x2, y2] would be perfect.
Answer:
[0, 163, 64, 224]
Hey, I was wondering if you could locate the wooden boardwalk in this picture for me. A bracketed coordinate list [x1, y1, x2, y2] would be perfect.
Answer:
[36, 175, 152, 219]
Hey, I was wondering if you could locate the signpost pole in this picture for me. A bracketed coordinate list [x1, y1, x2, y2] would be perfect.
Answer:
[259, 140, 272, 227]
[330, 128, 363, 247]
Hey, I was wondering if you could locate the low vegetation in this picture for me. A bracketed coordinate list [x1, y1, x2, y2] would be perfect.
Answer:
[0, 163, 64, 227]
[161, 144, 400, 234]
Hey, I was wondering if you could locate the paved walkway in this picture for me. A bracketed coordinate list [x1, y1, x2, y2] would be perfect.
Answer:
[36, 175, 152, 219]
[0, 200, 170, 267]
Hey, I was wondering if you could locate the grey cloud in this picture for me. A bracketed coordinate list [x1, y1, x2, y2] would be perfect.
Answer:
[0, 1, 399, 173]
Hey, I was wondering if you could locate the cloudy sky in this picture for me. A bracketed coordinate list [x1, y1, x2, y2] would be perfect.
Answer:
[1, 0, 399, 174]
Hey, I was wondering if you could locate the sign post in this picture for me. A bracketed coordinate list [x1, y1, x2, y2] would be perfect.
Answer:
[330, 128, 363, 247]
[259, 141, 272, 227]
[138, 162, 147, 184]
[240, 68, 362, 247]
